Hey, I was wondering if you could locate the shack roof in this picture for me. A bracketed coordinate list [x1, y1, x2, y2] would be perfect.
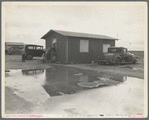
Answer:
[41, 29, 118, 40]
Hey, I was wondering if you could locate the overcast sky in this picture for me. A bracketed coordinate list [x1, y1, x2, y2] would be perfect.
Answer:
[3, 2, 147, 51]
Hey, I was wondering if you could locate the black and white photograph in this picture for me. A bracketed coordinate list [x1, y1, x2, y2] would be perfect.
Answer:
[2, 2, 148, 118]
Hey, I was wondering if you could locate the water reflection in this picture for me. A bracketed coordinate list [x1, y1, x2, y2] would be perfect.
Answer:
[42, 66, 126, 96]
[22, 69, 44, 75]
[42, 67, 86, 96]
[6, 67, 127, 97]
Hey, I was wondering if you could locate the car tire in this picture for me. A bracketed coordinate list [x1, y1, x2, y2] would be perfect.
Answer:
[128, 56, 133, 62]
[26, 54, 33, 60]
[132, 59, 137, 64]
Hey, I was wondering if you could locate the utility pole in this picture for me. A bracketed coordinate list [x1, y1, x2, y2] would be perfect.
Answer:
[117, 33, 121, 40]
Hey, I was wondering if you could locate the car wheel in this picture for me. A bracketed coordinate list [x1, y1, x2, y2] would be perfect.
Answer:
[26, 54, 33, 60]
[132, 59, 137, 64]
[128, 56, 133, 62]
[115, 57, 121, 65]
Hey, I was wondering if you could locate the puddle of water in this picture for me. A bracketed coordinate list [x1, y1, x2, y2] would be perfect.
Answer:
[44, 66, 128, 96]
[5, 69, 49, 104]
[5, 66, 144, 115]
[5, 66, 128, 98]
[22, 69, 44, 75]
[77, 82, 105, 88]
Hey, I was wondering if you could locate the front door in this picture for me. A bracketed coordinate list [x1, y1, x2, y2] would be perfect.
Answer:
[35, 46, 43, 56]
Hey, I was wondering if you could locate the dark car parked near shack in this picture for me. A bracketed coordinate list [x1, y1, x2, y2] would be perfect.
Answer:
[98, 47, 138, 65]
[24, 44, 44, 60]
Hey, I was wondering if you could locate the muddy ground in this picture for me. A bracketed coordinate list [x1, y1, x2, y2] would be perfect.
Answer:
[5, 54, 144, 79]
[5, 54, 52, 69]
[4, 54, 145, 118]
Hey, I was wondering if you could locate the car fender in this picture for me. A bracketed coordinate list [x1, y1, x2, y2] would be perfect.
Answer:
[25, 52, 33, 56]
[113, 54, 122, 61]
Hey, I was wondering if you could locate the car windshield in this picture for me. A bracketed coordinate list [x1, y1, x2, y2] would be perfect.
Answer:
[26, 45, 43, 50]
[28, 46, 35, 49]
[108, 48, 127, 53]
[36, 46, 43, 50]
[108, 48, 118, 53]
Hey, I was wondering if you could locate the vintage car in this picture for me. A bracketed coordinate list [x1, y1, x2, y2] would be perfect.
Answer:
[24, 44, 44, 60]
[98, 47, 138, 65]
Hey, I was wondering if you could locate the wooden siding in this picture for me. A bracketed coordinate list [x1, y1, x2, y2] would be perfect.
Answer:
[45, 32, 67, 63]
[45, 31, 115, 64]
[68, 37, 115, 63]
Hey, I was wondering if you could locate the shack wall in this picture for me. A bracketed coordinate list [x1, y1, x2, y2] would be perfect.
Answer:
[68, 37, 115, 63]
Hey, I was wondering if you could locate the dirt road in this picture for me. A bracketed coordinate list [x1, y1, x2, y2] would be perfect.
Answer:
[5, 54, 52, 69]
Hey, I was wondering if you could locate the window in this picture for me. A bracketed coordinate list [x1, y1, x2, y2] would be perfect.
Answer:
[123, 49, 127, 53]
[36, 47, 41, 50]
[103, 44, 110, 53]
[80, 40, 89, 52]
[111, 49, 117, 52]
[52, 38, 57, 50]
[52, 38, 57, 44]
[28, 46, 34, 49]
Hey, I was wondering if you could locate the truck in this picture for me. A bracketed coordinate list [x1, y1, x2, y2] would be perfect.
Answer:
[98, 47, 138, 65]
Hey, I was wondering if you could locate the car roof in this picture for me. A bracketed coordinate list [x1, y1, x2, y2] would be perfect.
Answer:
[25, 44, 43, 47]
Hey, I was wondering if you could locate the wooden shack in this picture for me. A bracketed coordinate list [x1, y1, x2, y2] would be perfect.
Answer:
[41, 30, 118, 64]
